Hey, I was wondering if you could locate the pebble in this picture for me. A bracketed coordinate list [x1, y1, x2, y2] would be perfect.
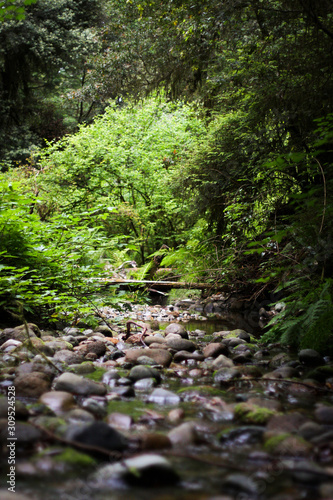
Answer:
[148, 388, 180, 405]
[53, 372, 107, 396]
[68, 421, 128, 453]
[39, 391, 76, 414]
[93, 453, 179, 486]
[168, 421, 199, 446]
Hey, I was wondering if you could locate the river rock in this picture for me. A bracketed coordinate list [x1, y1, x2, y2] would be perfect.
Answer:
[265, 434, 312, 456]
[0, 323, 41, 346]
[0, 398, 29, 420]
[13, 421, 44, 447]
[81, 397, 107, 418]
[93, 454, 179, 486]
[44, 340, 73, 352]
[15, 361, 57, 379]
[203, 342, 228, 358]
[214, 367, 240, 385]
[166, 335, 196, 352]
[69, 421, 127, 453]
[53, 350, 85, 365]
[314, 404, 333, 424]
[39, 391, 76, 414]
[53, 372, 107, 396]
[144, 336, 166, 346]
[15, 372, 51, 398]
[128, 365, 161, 382]
[173, 350, 204, 362]
[107, 412, 133, 430]
[168, 421, 199, 446]
[66, 408, 95, 423]
[212, 354, 235, 369]
[134, 377, 157, 391]
[125, 348, 172, 367]
[164, 323, 188, 338]
[0, 491, 31, 500]
[298, 349, 324, 366]
[140, 432, 171, 450]
[148, 388, 180, 405]
[223, 473, 259, 495]
[265, 412, 308, 436]
[68, 362, 96, 374]
[219, 425, 265, 445]
[74, 340, 106, 358]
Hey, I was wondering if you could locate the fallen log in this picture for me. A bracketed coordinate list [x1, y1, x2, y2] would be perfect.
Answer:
[92, 278, 227, 291]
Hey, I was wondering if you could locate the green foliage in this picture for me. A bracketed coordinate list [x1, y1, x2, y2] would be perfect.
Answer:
[262, 279, 333, 353]
[0, 175, 127, 323]
[0, 0, 103, 164]
[36, 96, 206, 263]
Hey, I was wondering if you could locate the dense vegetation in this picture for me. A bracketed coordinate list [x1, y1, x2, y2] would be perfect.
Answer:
[1, 0, 333, 352]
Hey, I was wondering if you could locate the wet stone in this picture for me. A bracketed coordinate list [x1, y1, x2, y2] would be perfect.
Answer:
[65, 408, 95, 423]
[144, 335, 166, 346]
[173, 350, 204, 362]
[168, 421, 199, 446]
[203, 342, 228, 358]
[314, 404, 333, 424]
[164, 323, 188, 338]
[53, 372, 107, 396]
[15, 372, 52, 399]
[93, 453, 179, 487]
[148, 388, 180, 405]
[125, 348, 172, 367]
[219, 425, 265, 445]
[298, 348, 324, 367]
[103, 369, 120, 386]
[39, 391, 76, 415]
[69, 421, 128, 453]
[68, 362, 96, 374]
[211, 354, 235, 369]
[107, 412, 133, 430]
[265, 412, 308, 435]
[223, 473, 259, 495]
[128, 365, 161, 382]
[110, 386, 135, 398]
[214, 367, 240, 385]
[81, 397, 107, 418]
[134, 377, 157, 391]
[53, 350, 85, 365]
[165, 336, 196, 352]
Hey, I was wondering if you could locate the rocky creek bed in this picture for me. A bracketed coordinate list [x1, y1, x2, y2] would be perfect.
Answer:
[1, 301, 333, 500]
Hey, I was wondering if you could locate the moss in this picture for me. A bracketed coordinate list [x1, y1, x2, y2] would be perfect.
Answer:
[83, 366, 106, 381]
[234, 403, 278, 424]
[107, 399, 158, 420]
[264, 433, 291, 452]
[54, 447, 97, 467]
[177, 385, 222, 396]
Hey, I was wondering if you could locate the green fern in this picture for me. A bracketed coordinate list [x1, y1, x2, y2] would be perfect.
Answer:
[262, 279, 333, 354]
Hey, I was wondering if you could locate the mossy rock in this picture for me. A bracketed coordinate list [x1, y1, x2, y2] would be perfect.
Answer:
[54, 447, 97, 467]
[177, 385, 223, 396]
[234, 402, 278, 424]
[264, 433, 311, 456]
[83, 366, 107, 381]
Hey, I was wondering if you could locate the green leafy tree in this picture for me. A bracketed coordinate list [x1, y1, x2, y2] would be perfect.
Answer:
[0, 0, 103, 165]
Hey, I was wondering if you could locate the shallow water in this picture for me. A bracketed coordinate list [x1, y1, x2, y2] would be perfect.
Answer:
[2, 314, 333, 500]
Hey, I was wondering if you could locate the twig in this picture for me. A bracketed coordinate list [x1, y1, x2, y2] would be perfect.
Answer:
[30, 422, 123, 459]
[125, 320, 148, 346]
[232, 377, 333, 393]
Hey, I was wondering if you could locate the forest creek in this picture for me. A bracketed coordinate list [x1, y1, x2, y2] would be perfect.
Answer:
[1, 1, 333, 499]
[1, 292, 333, 500]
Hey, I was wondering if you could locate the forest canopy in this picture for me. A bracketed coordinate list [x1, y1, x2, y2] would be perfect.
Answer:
[1, 0, 333, 351]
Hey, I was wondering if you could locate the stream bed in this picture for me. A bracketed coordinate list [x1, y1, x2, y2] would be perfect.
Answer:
[1, 303, 333, 500]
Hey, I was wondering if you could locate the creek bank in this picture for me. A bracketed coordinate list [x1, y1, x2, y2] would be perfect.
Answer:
[0, 303, 333, 499]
